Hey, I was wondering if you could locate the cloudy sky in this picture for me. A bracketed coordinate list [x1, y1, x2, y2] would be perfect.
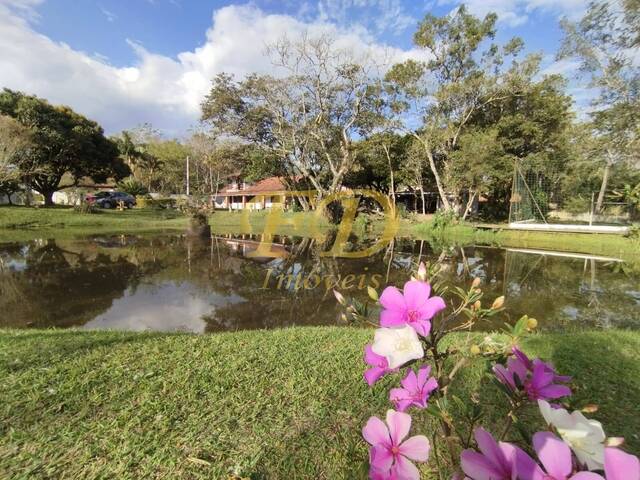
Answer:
[0, 0, 589, 137]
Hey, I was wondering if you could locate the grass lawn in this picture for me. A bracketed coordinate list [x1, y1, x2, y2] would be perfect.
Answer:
[0, 206, 188, 242]
[1, 327, 638, 479]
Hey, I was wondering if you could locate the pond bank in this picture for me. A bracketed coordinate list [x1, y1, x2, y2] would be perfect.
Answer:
[1, 327, 638, 479]
[1, 207, 638, 263]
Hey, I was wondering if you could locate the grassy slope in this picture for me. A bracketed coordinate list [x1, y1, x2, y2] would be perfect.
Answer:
[1, 327, 638, 479]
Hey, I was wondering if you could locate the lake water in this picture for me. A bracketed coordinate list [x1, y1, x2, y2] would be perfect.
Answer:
[0, 234, 638, 332]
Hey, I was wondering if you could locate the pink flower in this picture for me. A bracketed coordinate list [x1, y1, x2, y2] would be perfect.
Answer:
[460, 428, 518, 480]
[390, 366, 438, 412]
[514, 432, 639, 480]
[379, 280, 446, 336]
[603, 447, 640, 480]
[364, 344, 396, 386]
[362, 410, 430, 480]
[494, 347, 571, 402]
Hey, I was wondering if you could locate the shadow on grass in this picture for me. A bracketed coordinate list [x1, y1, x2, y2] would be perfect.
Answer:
[0, 329, 180, 373]
[527, 331, 640, 453]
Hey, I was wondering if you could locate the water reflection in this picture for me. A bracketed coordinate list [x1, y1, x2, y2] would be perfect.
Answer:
[0, 234, 638, 332]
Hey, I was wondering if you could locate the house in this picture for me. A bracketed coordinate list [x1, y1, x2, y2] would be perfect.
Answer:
[214, 175, 292, 210]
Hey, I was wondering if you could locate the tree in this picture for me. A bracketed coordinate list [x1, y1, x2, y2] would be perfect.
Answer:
[559, 0, 640, 211]
[0, 89, 129, 206]
[466, 75, 574, 219]
[0, 115, 33, 203]
[384, 7, 537, 213]
[201, 34, 380, 203]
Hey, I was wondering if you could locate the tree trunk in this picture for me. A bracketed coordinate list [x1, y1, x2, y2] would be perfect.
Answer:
[419, 186, 426, 215]
[596, 157, 613, 214]
[419, 138, 451, 211]
[43, 190, 54, 207]
[462, 190, 477, 220]
[383, 144, 396, 216]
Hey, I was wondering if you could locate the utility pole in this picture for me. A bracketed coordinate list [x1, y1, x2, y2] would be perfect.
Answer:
[186, 155, 190, 196]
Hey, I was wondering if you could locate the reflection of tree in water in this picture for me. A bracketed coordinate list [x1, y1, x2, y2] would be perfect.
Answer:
[1, 234, 637, 331]
[0, 239, 140, 327]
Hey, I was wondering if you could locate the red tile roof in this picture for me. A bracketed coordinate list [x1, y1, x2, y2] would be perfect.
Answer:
[219, 176, 288, 195]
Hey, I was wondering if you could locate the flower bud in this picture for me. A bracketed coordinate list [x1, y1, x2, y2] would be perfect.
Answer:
[582, 404, 599, 413]
[471, 277, 481, 288]
[606, 437, 625, 448]
[367, 286, 379, 301]
[417, 262, 427, 281]
[527, 317, 538, 330]
[470, 345, 481, 355]
[333, 289, 346, 306]
[473, 300, 481, 311]
[491, 296, 505, 310]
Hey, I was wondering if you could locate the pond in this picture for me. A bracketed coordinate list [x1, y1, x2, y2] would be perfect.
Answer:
[0, 234, 638, 333]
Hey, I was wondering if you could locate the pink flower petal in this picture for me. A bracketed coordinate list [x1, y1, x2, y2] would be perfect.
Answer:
[380, 308, 406, 327]
[364, 367, 387, 387]
[365, 345, 387, 368]
[399, 435, 430, 462]
[370, 444, 394, 472]
[494, 364, 515, 389]
[389, 387, 412, 412]
[536, 384, 572, 400]
[461, 450, 504, 480]
[474, 428, 508, 474]
[533, 432, 572, 479]
[410, 319, 431, 337]
[393, 454, 421, 480]
[400, 369, 419, 391]
[417, 296, 446, 320]
[514, 445, 545, 480]
[386, 410, 411, 446]
[380, 286, 406, 311]
[605, 447, 640, 480]
[363, 416, 390, 447]
[403, 280, 431, 311]
[416, 365, 432, 386]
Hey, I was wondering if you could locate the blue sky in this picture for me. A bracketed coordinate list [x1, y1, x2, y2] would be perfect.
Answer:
[0, 0, 589, 135]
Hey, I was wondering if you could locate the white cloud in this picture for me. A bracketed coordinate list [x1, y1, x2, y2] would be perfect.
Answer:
[437, 0, 589, 27]
[99, 5, 117, 23]
[540, 57, 581, 77]
[317, 0, 417, 35]
[0, 3, 426, 136]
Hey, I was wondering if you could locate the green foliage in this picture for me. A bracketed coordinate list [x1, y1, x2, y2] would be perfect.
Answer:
[563, 195, 591, 214]
[117, 177, 148, 196]
[0, 89, 129, 206]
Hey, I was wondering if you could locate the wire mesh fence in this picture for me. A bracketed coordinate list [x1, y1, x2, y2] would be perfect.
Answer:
[509, 161, 634, 226]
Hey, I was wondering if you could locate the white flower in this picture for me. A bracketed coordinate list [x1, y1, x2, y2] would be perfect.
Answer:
[538, 399, 606, 470]
[371, 325, 424, 369]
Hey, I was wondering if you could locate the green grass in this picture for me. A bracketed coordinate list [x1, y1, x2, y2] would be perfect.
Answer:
[1, 327, 638, 479]
[407, 219, 640, 263]
[0, 206, 188, 242]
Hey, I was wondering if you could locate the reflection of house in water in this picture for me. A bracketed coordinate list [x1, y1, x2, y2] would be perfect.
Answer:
[215, 235, 290, 262]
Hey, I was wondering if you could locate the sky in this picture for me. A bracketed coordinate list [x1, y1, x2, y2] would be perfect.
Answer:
[0, 0, 590, 137]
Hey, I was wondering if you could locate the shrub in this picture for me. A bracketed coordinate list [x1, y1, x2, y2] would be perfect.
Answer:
[73, 203, 101, 214]
[117, 177, 148, 196]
